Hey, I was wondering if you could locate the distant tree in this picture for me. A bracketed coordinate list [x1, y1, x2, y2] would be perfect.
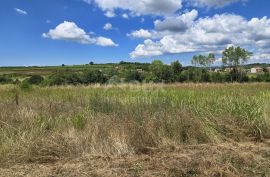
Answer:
[89, 61, 94, 65]
[171, 60, 183, 74]
[192, 53, 215, 68]
[222, 46, 252, 82]
[119, 61, 126, 64]
[263, 67, 269, 73]
[150, 60, 164, 72]
[207, 53, 216, 67]
[149, 60, 174, 83]
[62, 64, 65, 67]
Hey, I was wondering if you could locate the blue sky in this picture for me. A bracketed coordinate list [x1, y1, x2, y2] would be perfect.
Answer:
[0, 0, 270, 66]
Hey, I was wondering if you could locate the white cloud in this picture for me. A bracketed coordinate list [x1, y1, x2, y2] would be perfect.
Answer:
[104, 23, 113, 30]
[130, 39, 164, 58]
[130, 12, 270, 61]
[14, 8, 27, 15]
[87, 0, 182, 17]
[128, 29, 152, 39]
[122, 13, 129, 19]
[104, 10, 116, 18]
[96, 37, 119, 46]
[188, 0, 246, 8]
[42, 21, 118, 47]
[154, 9, 198, 32]
[249, 53, 270, 63]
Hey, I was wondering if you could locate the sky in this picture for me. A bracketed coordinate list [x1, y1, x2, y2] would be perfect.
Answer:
[0, 0, 270, 66]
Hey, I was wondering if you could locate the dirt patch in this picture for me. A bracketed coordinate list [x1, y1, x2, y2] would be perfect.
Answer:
[1, 141, 269, 177]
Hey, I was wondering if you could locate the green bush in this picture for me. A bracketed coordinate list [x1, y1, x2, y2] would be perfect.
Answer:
[81, 70, 108, 84]
[210, 73, 226, 83]
[20, 80, 32, 91]
[125, 70, 144, 82]
[27, 75, 44, 85]
[0, 76, 12, 84]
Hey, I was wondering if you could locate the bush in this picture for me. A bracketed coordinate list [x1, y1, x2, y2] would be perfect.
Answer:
[125, 70, 144, 82]
[256, 73, 270, 82]
[20, 80, 32, 91]
[0, 76, 12, 84]
[210, 73, 226, 83]
[107, 75, 122, 85]
[81, 70, 108, 84]
[27, 75, 44, 85]
[47, 72, 81, 86]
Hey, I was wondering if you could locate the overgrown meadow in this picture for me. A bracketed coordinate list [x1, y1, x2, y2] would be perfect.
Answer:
[0, 83, 270, 163]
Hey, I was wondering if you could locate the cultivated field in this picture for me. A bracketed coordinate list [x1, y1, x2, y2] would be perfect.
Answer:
[0, 83, 270, 176]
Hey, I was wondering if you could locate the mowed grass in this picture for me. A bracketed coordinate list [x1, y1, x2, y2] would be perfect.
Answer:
[0, 83, 270, 164]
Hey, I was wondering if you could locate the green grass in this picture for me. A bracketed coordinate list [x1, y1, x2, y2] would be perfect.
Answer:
[0, 83, 269, 163]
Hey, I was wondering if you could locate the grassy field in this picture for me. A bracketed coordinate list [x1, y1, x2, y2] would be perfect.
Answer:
[0, 83, 270, 176]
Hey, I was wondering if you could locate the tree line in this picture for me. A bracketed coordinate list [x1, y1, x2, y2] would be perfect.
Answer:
[0, 46, 270, 86]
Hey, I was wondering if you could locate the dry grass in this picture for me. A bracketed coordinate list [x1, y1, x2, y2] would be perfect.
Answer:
[0, 83, 270, 176]
[1, 141, 269, 177]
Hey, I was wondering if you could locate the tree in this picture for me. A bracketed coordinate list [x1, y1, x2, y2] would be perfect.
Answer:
[149, 60, 174, 83]
[190, 54, 215, 82]
[89, 61, 94, 65]
[222, 46, 252, 82]
[171, 60, 183, 74]
[192, 54, 215, 68]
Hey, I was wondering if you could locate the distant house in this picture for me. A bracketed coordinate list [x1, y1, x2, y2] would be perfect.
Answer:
[251, 67, 263, 74]
[225, 68, 233, 72]
[214, 68, 222, 72]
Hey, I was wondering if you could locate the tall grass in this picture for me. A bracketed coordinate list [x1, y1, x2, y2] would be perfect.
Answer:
[0, 83, 269, 163]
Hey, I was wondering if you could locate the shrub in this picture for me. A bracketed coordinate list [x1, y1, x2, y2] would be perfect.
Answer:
[81, 70, 108, 84]
[125, 70, 144, 82]
[20, 80, 32, 91]
[47, 72, 81, 86]
[0, 76, 12, 84]
[27, 75, 44, 85]
[108, 75, 122, 85]
[210, 73, 226, 83]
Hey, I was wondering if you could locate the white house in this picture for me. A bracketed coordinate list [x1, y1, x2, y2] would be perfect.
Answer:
[251, 67, 263, 74]
[214, 68, 222, 72]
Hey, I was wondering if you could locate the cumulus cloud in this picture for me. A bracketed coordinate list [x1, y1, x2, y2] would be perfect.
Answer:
[130, 39, 164, 58]
[188, 0, 246, 8]
[128, 29, 152, 39]
[42, 21, 118, 47]
[14, 8, 27, 15]
[130, 12, 270, 62]
[103, 23, 113, 30]
[154, 9, 198, 32]
[96, 36, 118, 46]
[86, 0, 182, 17]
